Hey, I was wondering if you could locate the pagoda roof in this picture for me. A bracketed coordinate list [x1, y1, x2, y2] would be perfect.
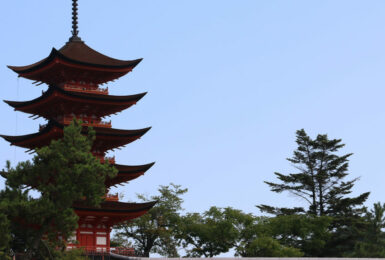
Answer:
[0, 120, 150, 153]
[74, 200, 156, 225]
[4, 86, 146, 118]
[8, 41, 142, 85]
[107, 162, 155, 187]
[1, 162, 155, 189]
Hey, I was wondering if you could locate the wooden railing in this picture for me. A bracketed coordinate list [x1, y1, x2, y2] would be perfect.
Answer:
[102, 156, 116, 164]
[61, 116, 112, 128]
[95, 155, 115, 164]
[68, 246, 135, 257]
[105, 193, 119, 201]
[110, 247, 135, 256]
[63, 83, 109, 95]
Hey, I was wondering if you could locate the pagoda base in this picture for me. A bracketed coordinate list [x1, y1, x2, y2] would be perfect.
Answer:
[67, 220, 111, 253]
[68, 201, 155, 254]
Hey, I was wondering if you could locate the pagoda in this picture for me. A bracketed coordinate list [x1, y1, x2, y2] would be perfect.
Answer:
[1, 0, 155, 254]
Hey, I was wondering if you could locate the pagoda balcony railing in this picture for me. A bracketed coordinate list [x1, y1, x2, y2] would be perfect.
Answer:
[93, 154, 115, 164]
[105, 193, 119, 201]
[110, 247, 135, 256]
[99, 156, 115, 164]
[62, 83, 109, 95]
[67, 246, 135, 257]
[61, 116, 112, 128]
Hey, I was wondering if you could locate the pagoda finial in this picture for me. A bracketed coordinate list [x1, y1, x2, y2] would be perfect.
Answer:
[69, 0, 82, 42]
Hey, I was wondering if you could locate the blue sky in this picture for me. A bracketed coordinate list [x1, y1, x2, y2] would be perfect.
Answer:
[0, 1, 384, 215]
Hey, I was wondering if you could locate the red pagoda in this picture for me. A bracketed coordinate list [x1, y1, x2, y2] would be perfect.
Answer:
[1, 0, 155, 254]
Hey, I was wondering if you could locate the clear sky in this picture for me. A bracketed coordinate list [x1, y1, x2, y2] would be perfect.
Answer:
[0, 1, 384, 216]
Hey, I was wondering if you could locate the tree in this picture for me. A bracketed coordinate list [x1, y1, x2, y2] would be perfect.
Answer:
[179, 207, 241, 257]
[0, 206, 11, 260]
[179, 207, 304, 257]
[113, 183, 187, 257]
[241, 236, 303, 257]
[0, 120, 117, 259]
[258, 129, 369, 217]
[233, 214, 330, 257]
[267, 214, 332, 256]
[351, 202, 385, 257]
[257, 129, 371, 257]
[226, 208, 262, 257]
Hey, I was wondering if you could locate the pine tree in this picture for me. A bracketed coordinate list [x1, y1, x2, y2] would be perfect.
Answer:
[0, 120, 117, 259]
[257, 129, 371, 256]
[258, 129, 369, 217]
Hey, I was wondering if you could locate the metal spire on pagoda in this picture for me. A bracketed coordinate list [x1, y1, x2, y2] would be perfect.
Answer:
[69, 0, 82, 42]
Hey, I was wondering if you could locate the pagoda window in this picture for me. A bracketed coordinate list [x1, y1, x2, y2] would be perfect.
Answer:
[96, 237, 107, 245]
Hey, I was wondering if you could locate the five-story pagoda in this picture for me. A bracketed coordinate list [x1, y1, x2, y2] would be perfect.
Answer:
[1, 0, 155, 253]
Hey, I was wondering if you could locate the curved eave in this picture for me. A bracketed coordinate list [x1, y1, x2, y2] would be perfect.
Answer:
[74, 201, 156, 224]
[0, 121, 151, 151]
[8, 47, 142, 74]
[0, 122, 55, 143]
[74, 201, 156, 225]
[92, 125, 151, 138]
[106, 162, 155, 187]
[0, 126, 151, 142]
[7, 49, 54, 74]
[115, 162, 155, 174]
[4, 86, 147, 114]
[74, 201, 156, 213]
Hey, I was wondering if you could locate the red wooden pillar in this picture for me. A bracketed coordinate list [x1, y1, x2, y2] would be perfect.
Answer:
[93, 222, 97, 252]
[76, 224, 80, 248]
[107, 225, 111, 251]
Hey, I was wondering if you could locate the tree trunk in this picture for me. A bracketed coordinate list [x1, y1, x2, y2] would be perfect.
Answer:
[306, 146, 317, 215]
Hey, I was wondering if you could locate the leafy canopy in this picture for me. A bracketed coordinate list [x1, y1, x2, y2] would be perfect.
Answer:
[113, 183, 187, 257]
[180, 207, 241, 257]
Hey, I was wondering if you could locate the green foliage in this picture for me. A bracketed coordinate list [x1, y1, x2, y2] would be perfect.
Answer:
[180, 207, 241, 257]
[258, 129, 369, 217]
[233, 217, 269, 256]
[0, 207, 11, 260]
[233, 214, 330, 257]
[6, 120, 116, 207]
[0, 120, 117, 259]
[227, 209, 264, 256]
[110, 236, 132, 248]
[257, 129, 373, 257]
[181, 207, 303, 258]
[113, 183, 187, 257]
[242, 236, 303, 257]
[267, 214, 332, 256]
[322, 214, 366, 256]
[350, 202, 385, 257]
